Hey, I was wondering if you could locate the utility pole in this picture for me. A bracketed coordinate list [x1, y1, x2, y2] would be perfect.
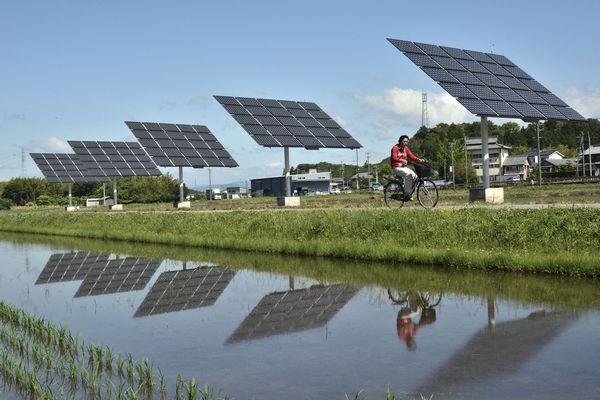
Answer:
[589, 132, 593, 177]
[21, 148, 25, 177]
[450, 142, 455, 189]
[366, 152, 371, 190]
[464, 136, 468, 185]
[580, 133, 586, 177]
[536, 122, 542, 186]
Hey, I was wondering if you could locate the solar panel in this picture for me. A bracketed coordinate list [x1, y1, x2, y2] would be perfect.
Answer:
[35, 252, 110, 284]
[125, 122, 238, 168]
[225, 284, 358, 344]
[134, 266, 236, 317]
[74, 257, 161, 297]
[388, 38, 586, 121]
[214, 96, 362, 149]
[30, 153, 108, 183]
[68, 141, 162, 177]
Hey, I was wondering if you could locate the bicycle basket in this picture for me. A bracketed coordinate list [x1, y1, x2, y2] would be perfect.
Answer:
[414, 163, 432, 178]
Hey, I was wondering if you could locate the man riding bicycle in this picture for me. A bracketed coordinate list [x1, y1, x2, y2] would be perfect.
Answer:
[390, 135, 425, 201]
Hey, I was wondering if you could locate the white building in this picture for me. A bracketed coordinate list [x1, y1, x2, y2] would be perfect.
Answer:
[465, 137, 512, 182]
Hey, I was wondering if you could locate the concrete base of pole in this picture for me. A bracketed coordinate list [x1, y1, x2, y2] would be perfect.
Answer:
[65, 206, 77, 212]
[177, 201, 191, 209]
[277, 196, 300, 207]
[469, 188, 504, 204]
[110, 204, 123, 211]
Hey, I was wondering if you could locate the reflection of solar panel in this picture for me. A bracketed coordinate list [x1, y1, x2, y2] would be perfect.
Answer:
[214, 96, 362, 149]
[68, 141, 162, 177]
[388, 39, 585, 121]
[124, 121, 238, 168]
[36, 252, 110, 284]
[134, 266, 236, 317]
[417, 310, 575, 395]
[225, 284, 358, 344]
[30, 153, 108, 183]
[74, 257, 161, 297]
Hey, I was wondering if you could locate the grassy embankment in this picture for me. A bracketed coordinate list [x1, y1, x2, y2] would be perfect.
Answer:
[0, 207, 599, 277]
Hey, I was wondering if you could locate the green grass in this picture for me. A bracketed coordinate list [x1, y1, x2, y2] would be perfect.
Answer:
[1, 206, 600, 277]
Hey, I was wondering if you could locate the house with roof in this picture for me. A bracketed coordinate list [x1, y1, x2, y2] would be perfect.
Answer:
[525, 150, 565, 173]
[579, 145, 600, 176]
[465, 137, 511, 182]
[502, 155, 530, 181]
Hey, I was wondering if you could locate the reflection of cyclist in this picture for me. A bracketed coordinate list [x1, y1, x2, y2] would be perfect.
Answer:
[395, 292, 437, 351]
[390, 135, 424, 201]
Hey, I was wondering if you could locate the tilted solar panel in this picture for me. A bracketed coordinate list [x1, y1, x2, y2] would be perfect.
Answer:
[124, 121, 238, 168]
[214, 96, 362, 149]
[388, 38, 585, 121]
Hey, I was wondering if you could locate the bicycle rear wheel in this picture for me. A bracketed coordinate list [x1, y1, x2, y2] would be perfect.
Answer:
[384, 181, 405, 208]
[416, 179, 438, 208]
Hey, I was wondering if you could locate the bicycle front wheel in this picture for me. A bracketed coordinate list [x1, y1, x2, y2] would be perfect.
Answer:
[416, 179, 438, 208]
[384, 181, 405, 208]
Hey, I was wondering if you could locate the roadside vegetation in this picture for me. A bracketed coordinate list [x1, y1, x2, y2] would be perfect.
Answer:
[0, 205, 599, 277]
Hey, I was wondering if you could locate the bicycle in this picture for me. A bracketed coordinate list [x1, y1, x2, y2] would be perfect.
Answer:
[383, 162, 439, 209]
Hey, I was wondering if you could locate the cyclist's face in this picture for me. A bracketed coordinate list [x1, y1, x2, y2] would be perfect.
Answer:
[401, 139, 409, 146]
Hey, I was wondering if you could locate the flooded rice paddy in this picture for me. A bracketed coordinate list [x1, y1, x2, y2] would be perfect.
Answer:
[1, 232, 599, 399]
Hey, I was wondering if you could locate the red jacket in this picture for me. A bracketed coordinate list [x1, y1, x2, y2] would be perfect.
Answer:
[391, 144, 418, 168]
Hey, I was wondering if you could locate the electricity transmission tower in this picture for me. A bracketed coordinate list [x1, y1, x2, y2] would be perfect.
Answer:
[421, 92, 429, 128]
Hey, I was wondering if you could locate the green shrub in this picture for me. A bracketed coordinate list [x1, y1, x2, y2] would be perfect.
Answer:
[0, 198, 12, 210]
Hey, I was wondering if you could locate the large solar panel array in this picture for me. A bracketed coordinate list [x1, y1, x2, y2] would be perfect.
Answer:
[214, 96, 362, 149]
[124, 121, 238, 168]
[36, 252, 110, 284]
[30, 153, 108, 183]
[388, 39, 585, 121]
[225, 284, 358, 344]
[74, 257, 161, 297]
[134, 266, 236, 317]
[68, 141, 162, 178]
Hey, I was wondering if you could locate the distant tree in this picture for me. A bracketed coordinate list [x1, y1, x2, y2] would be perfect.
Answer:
[1, 178, 56, 206]
[106, 175, 179, 203]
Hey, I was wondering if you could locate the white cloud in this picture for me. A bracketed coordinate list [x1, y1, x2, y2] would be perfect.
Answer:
[265, 161, 283, 168]
[356, 87, 472, 126]
[564, 87, 600, 119]
[27, 137, 71, 153]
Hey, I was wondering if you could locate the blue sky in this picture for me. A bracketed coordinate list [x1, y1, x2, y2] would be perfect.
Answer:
[2, 0, 599, 186]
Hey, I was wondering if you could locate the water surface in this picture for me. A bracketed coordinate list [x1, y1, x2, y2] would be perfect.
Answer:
[0, 234, 599, 399]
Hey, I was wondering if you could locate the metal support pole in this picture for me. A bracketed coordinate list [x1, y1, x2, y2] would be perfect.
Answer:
[102, 183, 106, 205]
[537, 122, 542, 186]
[481, 116, 490, 189]
[178, 166, 184, 203]
[113, 178, 118, 205]
[284, 147, 291, 197]
[589, 132, 593, 177]
[208, 167, 212, 199]
[68, 183, 73, 207]
[355, 148, 359, 190]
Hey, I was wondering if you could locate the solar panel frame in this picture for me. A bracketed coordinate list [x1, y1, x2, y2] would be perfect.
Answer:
[30, 153, 108, 183]
[214, 96, 362, 149]
[125, 122, 238, 168]
[68, 141, 162, 178]
[388, 38, 585, 121]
